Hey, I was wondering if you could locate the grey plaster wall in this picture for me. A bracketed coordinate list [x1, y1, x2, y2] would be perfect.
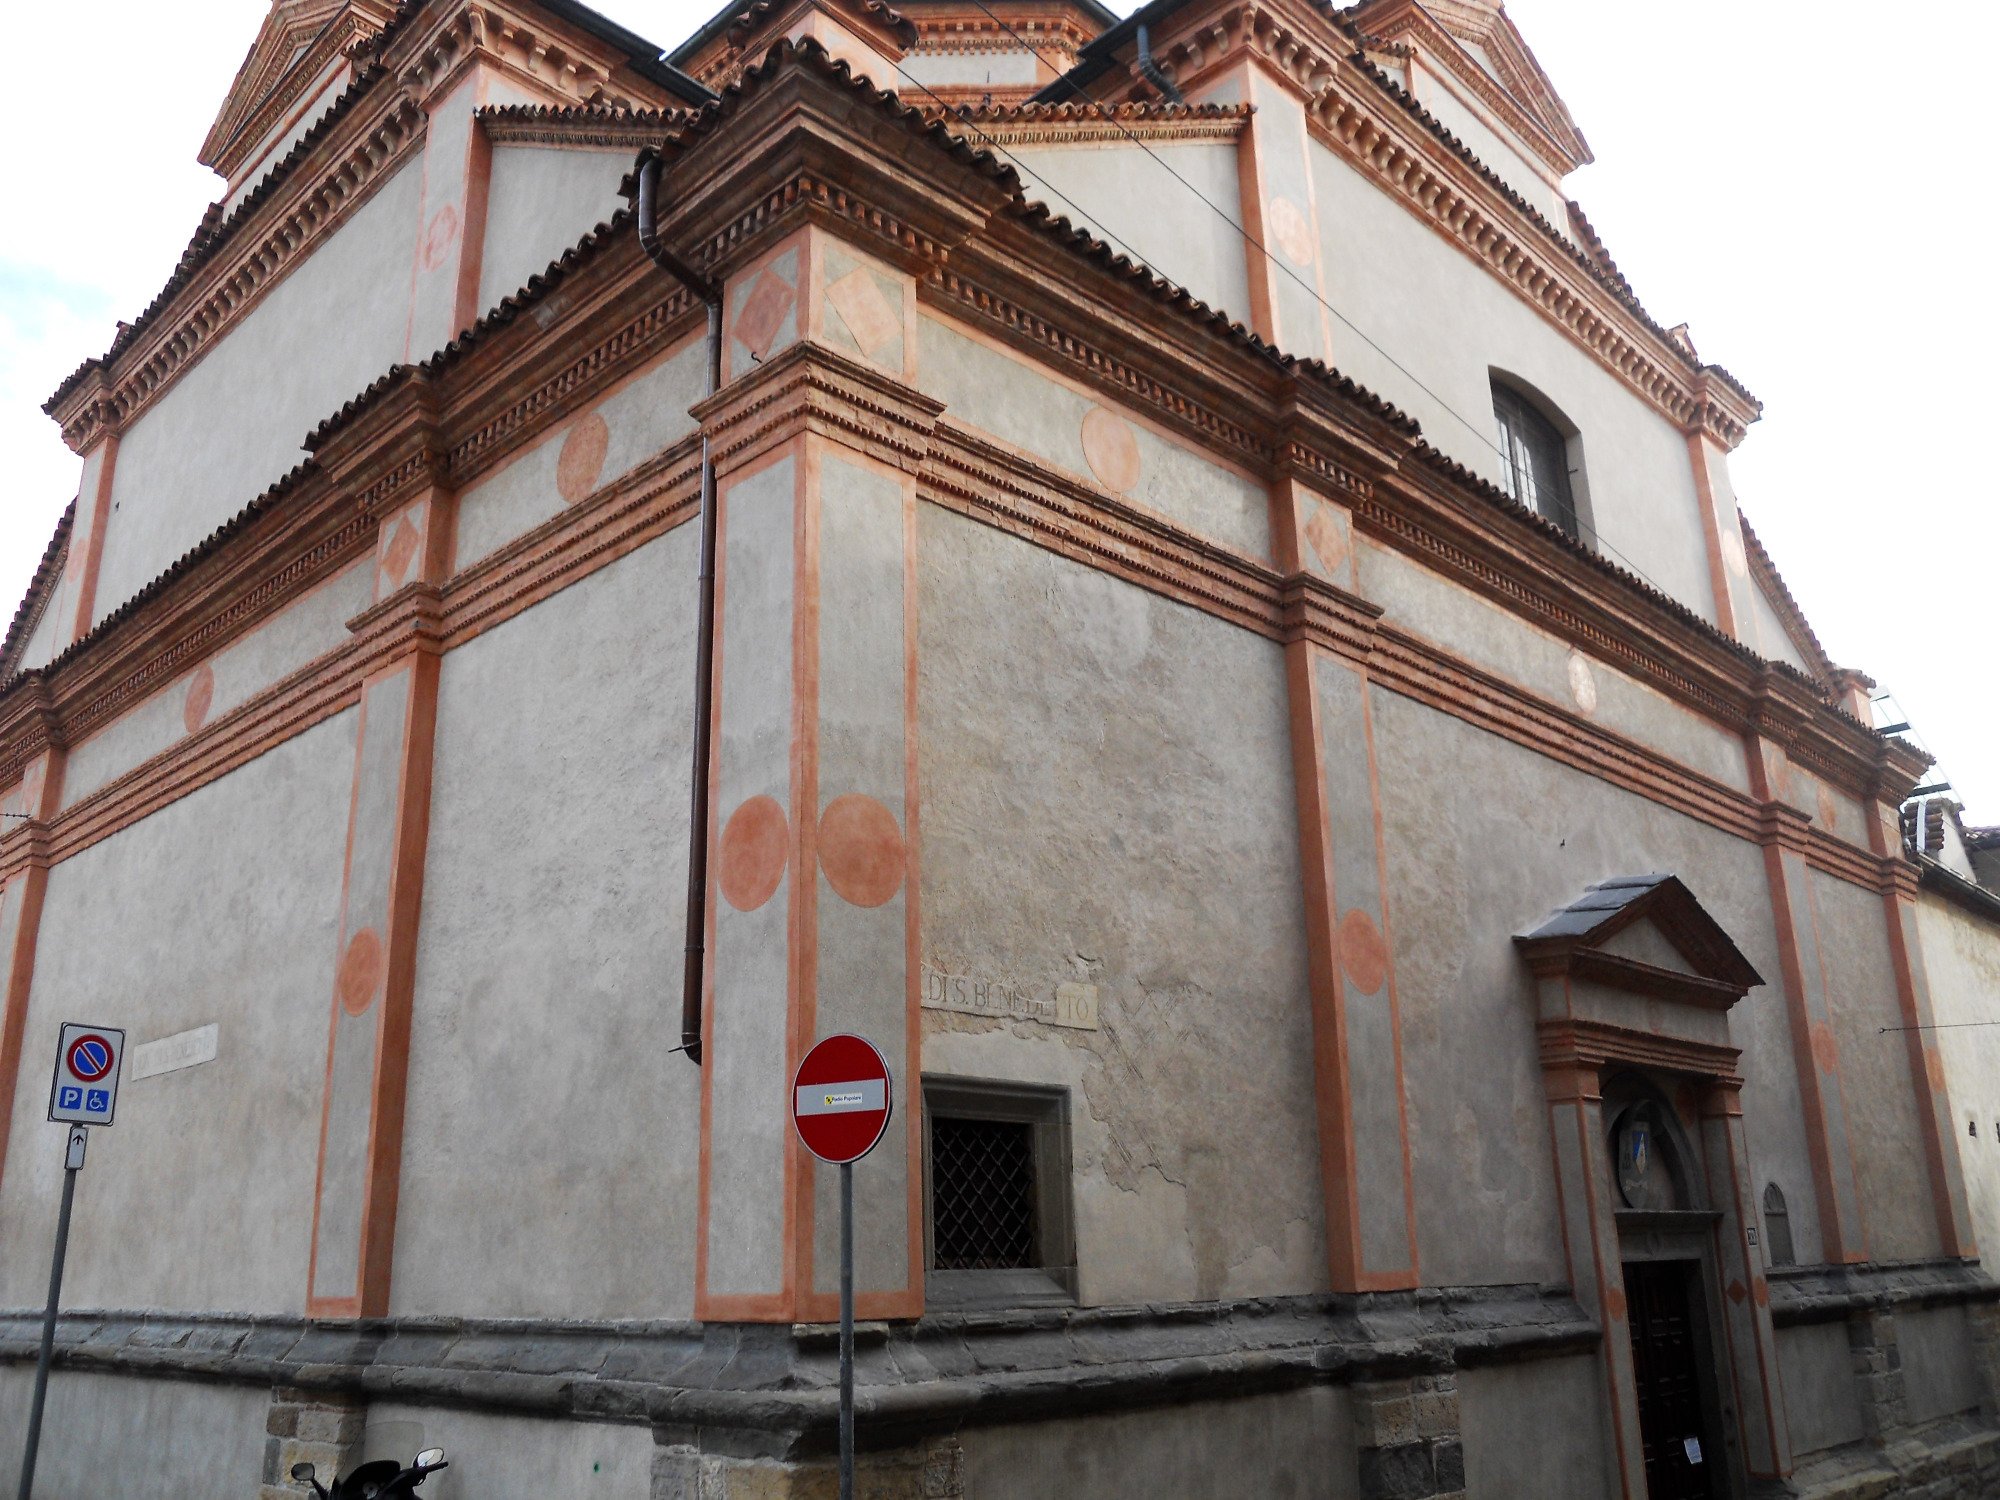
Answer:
[1007, 140, 1252, 327]
[0, 710, 356, 1313]
[916, 314, 1271, 561]
[916, 504, 1325, 1304]
[477, 145, 632, 314]
[901, 49, 1038, 87]
[1812, 869, 1936, 1264]
[1746, 577, 1813, 675]
[1922, 893, 2000, 1258]
[1310, 143, 1719, 626]
[1411, 72, 1567, 226]
[61, 560, 373, 810]
[16, 584, 64, 673]
[1777, 1320, 1864, 1457]
[1370, 687, 1817, 1282]
[1901, 1302, 1982, 1425]
[1459, 1357, 1608, 1496]
[356, 1402, 654, 1500]
[0, 1367, 268, 1500]
[93, 160, 422, 626]
[956, 1386, 1355, 1500]
[1356, 539, 1751, 794]
[452, 334, 708, 569]
[392, 524, 699, 1319]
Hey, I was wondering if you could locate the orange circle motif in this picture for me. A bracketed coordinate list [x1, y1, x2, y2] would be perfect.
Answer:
[1268, 196, 1315, 266]
[183, 664, 216, 734]
[719, 795, 789, 912]
[818, 794, 905, 908]
[421, 203, 460, 272]
[1080, 407, 1142, 494]
[557, 413, 611, 504]
[337, 927, 386, 1017]
[1338, 907, 1388, 996]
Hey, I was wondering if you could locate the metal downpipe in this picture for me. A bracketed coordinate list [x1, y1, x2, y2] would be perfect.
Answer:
[1135, 23, 1183, 104]
[637, 151, 723, 1065]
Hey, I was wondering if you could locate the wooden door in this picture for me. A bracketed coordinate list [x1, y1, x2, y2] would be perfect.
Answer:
[1625, 1259, 1719, 1500]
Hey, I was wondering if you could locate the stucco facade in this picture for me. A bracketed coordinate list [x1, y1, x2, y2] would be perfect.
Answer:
[2, 0, 1998, 1496]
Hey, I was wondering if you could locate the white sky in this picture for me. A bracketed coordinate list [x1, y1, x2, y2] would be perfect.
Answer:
[1, 0, 1991, 813]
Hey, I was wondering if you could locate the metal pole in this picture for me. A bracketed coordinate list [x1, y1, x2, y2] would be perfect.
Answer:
[17, 1129, 83, 1500]
[839, 1159, 855, 1500]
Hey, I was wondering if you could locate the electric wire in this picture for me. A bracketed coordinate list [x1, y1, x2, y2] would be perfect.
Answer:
[920, 1, 1683, 600]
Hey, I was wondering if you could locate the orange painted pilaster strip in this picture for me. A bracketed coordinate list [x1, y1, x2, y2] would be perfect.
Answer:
[1746, 744, 1868, 1264]
[451, 104, 494, 336]
[1685, 432, 1739, 641]
[1218, 60, 1281, 347]
[0, 749, 67, 1197]
[305, 491, 453, 1318]
[66, 437, 120, 646]
[1867, 804, 1977, 1256]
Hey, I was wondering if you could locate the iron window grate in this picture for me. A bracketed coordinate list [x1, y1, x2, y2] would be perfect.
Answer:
[930, 1115, 1037, 1271]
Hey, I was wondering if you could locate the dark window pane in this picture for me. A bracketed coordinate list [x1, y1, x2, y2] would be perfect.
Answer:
[931, 1116, 1037, 1271]
[1492, 384, 1578, 539]
[1762, 1182, 1795, 1267]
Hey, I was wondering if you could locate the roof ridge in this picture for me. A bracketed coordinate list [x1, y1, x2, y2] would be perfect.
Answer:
[1736, 513, 1835, 681]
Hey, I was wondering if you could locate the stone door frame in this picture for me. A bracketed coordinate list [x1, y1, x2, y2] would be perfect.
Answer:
[1520, 876, 1794, 1499]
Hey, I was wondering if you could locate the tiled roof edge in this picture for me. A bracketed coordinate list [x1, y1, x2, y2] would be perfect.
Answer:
[1737, 513, 1835, 681]
[1343, 49, 1760, 414]
[0, 502, 78, 679]
[43, 61, 391, 417]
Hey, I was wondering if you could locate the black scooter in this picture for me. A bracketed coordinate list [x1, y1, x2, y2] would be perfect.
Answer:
[291, 1446, 448, 1499]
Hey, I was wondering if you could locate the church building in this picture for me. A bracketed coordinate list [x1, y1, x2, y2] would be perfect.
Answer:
[3, 0, 1999, 1495]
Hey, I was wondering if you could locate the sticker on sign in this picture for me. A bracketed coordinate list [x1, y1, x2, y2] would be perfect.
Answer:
[48, 1022, 126, 1127]
[792, 1034, 893, 1165]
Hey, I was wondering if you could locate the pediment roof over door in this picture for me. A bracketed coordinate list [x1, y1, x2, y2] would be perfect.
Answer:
[1348, 0, 1593, 174]
[1516, 873, 1765, 1001]
[200, 0, 397, 179]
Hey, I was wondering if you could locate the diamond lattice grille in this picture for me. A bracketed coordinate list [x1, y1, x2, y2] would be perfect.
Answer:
[931, 1116, 1036, 1271]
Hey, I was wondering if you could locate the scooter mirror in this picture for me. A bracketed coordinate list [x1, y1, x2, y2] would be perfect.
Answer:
[290, 1462, 317, 1482]
[415, 1448, 446, 1466]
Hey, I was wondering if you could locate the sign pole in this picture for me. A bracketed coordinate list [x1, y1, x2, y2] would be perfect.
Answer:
[17, 1126, 86, 1500]
[839, 1159, 855, 1500]
[789, 1033, 889, 1500]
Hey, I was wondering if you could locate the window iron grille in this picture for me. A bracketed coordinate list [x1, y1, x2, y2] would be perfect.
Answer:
[930, 1115, 1037, 1271]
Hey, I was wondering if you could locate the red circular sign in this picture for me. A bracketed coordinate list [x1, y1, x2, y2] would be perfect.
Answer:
[67, 1034, 115, 1083]
[792, 1033, 893, 1165]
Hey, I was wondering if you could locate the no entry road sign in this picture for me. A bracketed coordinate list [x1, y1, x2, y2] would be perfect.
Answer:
[47, 1022, 126, 1127]
[792, 1033, 892, 1165]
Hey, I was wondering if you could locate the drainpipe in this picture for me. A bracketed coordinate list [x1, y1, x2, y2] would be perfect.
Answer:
[637, 150, 723, 1065]
[1135, 23, 1183, 104]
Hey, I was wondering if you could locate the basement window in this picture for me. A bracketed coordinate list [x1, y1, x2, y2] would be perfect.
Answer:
[923, 1077, 1074, 1308]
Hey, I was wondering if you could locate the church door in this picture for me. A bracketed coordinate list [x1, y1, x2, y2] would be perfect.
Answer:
[1625, 1259, 1719, 1500]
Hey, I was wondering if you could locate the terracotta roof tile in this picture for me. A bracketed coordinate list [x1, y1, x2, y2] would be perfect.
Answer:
[0, 501, 77, 679]
[1738, 514, 1835, 681]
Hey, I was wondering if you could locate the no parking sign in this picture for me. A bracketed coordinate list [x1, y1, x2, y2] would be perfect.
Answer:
[47, 1022, 126, 1127]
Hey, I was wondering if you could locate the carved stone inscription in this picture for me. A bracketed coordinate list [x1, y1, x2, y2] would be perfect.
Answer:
[921, 961, 1099, 1031]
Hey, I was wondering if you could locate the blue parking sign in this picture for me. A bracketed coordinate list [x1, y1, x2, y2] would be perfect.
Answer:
[48, 1022, 125, 1127]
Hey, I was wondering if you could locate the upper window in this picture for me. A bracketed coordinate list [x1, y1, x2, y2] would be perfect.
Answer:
[1762, 1182, 1796, 1267]
[1492, 380, 1580, 539]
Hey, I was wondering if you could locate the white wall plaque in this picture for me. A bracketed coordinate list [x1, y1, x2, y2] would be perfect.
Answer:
[129, 1023, 219, 1081]
[920, 963, 1099, 1031]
